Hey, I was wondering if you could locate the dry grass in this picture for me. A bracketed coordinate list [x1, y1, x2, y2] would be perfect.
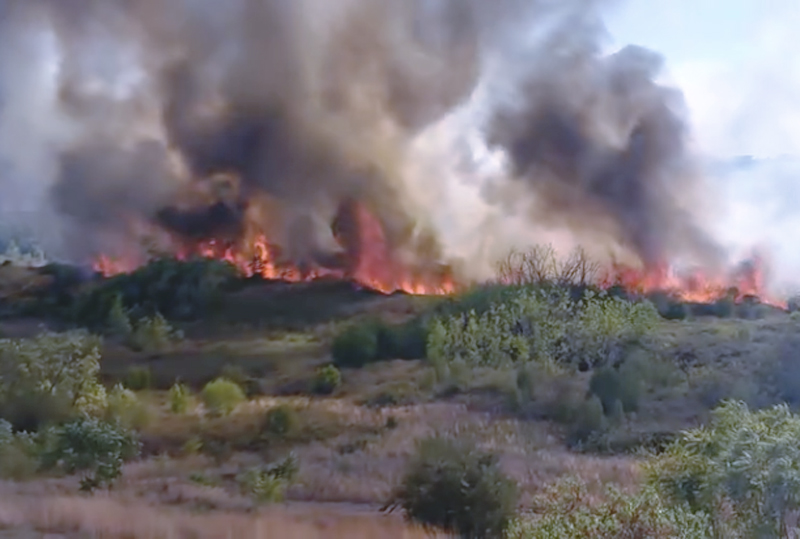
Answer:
[0, 495, 445, 539]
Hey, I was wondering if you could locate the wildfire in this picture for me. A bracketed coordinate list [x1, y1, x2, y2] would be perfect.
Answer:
[92, 203, 458, 296]
[598, 253, 786, 308]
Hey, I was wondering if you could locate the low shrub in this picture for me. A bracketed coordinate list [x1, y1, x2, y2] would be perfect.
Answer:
[168, 382, 192, 414]
[262, 405, 299, 439]
[331, 323, 379, 368]
[124, 366, 152, 391]
[588, 364, 641, 415]
[106, 384, 152, 430]
[376, 319, 428, 360]
[201, 378, 245, 416]
[0, 419, 38, 480]
[0, 331, 103, 430]
[567, 395, 607, 447]
[237, 453, 299, 505]
[127, 313, 182, 353]
[388, 436, 519, 538]
[508, 478, 712, 539]
[41, 417, 140, 492]
[311, 364, 341, 395]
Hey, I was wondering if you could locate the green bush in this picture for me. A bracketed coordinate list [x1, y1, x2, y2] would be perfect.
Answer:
[127, 313, 182, 353]
[376, 319, 428, 360]
[106, 384, 152, 430]
[262, 405, 299, 438]
[567, 396, 607, 447]
[588, 365, 641, 415]
[201, 378, 246, 416]
[508, 478, 712, 539]
[41, 417, 140, 492]
[107, 294, 133, 338]
[389, 436, 519, 538]
[237, 453, 299, 504]
[0, 331, 103, 430]
[168, 382, 192, 414]
[649, 400, 800, 538]
[0, 419, 38, 480]
[311, 364, 341, 395]
[73, 257, 238, 328]
[426, 288, 658, 371]
[124, 366, 152, 391]
[331, 324, 379, 368]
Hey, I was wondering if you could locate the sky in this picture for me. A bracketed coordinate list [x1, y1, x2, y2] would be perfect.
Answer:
[605, 0, 800, 158]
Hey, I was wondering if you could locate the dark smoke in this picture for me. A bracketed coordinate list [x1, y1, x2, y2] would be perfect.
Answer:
[0, 0, 724, 278]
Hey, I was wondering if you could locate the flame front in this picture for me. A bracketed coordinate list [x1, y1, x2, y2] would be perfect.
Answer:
[92, 203, 457, 296]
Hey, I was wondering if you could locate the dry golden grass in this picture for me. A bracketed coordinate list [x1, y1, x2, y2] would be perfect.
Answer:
[0, 495, 445, 539]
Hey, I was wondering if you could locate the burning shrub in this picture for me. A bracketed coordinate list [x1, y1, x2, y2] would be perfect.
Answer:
[331, 323, 379, 368]
[388, 436, 519, 538]
[73, 257, 238, 329]
[0, 331, 104, 430]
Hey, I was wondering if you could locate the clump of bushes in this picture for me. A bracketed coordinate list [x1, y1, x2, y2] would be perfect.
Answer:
[388, 436, 519, 538]
[201, 377, 246, 416]
[105, 384, 152, 430]
[509, 478, 712, 538]
[331, 318, 428, 369]
[73, 257, 239, 329]
[427, 287, 659, 371]
[649, 400, 800, 538]
[0, 331, 104, 430]
[311, 364, 341, 395]
[331, 323, 379, 368]
[41, 417, 140, 492]
[237, 453, 299, 504]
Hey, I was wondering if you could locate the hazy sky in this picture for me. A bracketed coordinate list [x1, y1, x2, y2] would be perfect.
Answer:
[606, 0, 800, 158]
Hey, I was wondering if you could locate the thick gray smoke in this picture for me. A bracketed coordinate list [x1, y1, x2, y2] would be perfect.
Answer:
[0, 0, 722, 279]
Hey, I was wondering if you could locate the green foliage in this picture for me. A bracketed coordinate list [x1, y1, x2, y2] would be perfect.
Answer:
[588, 365, 641, 415]
[376, 319, 428, 360]
[427, 287, 659, 371]
[106, 384, 151, 430]
[389, 436, 519, 538]
[168, 382, 192, 414]
[127, 313, 182, 353]
[124, 366, 152, 391]
[262, 405, 299, 438]
[331, 323, 379, 368]
[73, 257, 238, 328]
[0, 331, 103, 430]
[201, 378, 246, 416]
[237, 453, 299, 505]
[107, 294, 133, 338]
[311, 364, 341, 395]
[508, 478, 712, 539]
[0, 419, 39, 480]
[649, 401, 800, 538]
[41, 417, 140, 492]
[568, 396, 607, 447]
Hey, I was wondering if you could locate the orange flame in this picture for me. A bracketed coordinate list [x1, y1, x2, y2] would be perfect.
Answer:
[92, 204, 457, 296]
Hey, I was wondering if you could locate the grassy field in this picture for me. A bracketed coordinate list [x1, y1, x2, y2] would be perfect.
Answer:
[1, 262, 799, 537]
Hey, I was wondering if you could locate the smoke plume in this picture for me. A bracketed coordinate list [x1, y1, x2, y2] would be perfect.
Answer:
[0, 0, 723, 280]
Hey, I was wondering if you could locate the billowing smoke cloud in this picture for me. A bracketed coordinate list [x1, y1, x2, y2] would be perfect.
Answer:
[0, 0, 723, 281]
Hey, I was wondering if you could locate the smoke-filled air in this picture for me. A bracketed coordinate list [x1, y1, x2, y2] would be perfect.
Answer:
[0, 0, 780, 298]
